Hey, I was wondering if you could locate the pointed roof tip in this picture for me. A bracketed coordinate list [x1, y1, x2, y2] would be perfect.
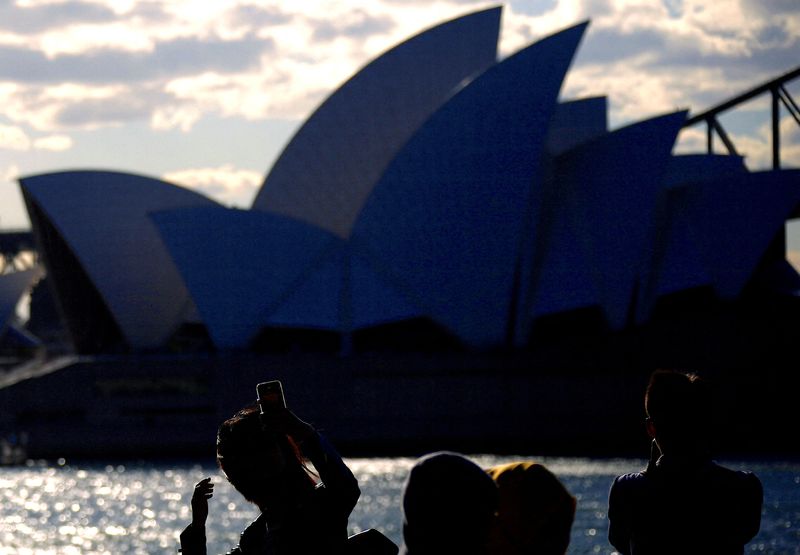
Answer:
[499, 18, 589, 66]
[510, 18, 591, 56]
[471, 4, 503, 16]
[648, 108, 690, 121]
[570, 19, 591, 30]
[559, 19, 590, 38]
[416, 3, 502, 35]
[545, 19, 591, 37]
[675, 107, 691, 125]
[432, 4, 503, 40]
[609, 109, 690, 134]
[254, 5, 503, 229]
[658, 109, 691, 126]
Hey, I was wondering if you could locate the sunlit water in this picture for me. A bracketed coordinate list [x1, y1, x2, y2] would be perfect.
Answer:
[0, 456, 797, 554]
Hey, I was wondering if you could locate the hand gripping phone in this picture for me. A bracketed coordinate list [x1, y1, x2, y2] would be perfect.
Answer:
[256, 380, 286, 414]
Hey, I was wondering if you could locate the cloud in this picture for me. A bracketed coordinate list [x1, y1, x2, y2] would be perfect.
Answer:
[0, 123, 71, 151]
[0, 0, 796, 245]
[162, 164, 262, 207]
[561, 60, 694, 126]
[0, 1, 117, 34]
[506, 0, 800, 128]
[224, 4, 294, 31]
[56, 94, 158, 127]
[0, 124, 31, 150]
[310, 9, 395, 42]
[674, 125, 706, 154]
[33, 134, 73, 151]
[0, 163, 29, 229]
[779, 114, 800, 169]
[2, 162, 20, 182]
[0, 0, 796, 141]
[150, 103, 202, 132]
[0, 35, 270, 83]
[0, 82, 153, 130]
[718, 114, 800, 170]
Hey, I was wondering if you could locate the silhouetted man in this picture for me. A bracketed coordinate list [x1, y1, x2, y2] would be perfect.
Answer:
[608, 370, 762, 554]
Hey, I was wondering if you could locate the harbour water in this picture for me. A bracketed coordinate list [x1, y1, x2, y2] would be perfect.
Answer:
[0, 456, 797, 554]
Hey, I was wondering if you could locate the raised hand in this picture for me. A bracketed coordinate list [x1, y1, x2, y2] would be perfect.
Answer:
[191, 477, 214, 527]
[259, 407, 315, 444]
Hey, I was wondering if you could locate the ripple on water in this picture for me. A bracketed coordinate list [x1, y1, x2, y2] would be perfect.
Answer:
[0, 457, 797, 554]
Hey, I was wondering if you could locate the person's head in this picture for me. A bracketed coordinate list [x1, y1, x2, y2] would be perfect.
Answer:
[486, 462, 576, 555]
[216, 404, 314, 510]
[401, 451, 498, 555]
[644, 370, 710, 455]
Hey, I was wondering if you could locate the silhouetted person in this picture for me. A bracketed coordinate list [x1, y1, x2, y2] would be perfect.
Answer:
[181, 404, 360, 554]
[608, 370, 762, 554]
[400, 451, 498, 555]
[486, 461, 576, 555]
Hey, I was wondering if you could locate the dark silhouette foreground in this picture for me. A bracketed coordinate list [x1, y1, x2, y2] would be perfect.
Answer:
[608, 370, 762, 554]
[487, 461, 576, 555]
[400, 451, 498, 555]
[181, 404, 362, 554]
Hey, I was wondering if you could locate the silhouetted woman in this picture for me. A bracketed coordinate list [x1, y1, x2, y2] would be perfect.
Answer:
[180, 404, 360, 554]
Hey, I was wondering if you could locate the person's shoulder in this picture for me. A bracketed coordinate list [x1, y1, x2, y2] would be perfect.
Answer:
[609, 470, 649, 512]
[237, 513, 269, 553]
[708, 461, 759, 480]
[611, 470, 648, 493]
[614, 470, 648, 483]
[707, 462, 762, 492]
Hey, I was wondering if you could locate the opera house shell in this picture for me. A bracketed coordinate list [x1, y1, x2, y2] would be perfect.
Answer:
[4, 6, 800, 457]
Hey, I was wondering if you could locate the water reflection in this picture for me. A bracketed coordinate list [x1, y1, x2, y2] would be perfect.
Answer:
[0, 457, 797, 554]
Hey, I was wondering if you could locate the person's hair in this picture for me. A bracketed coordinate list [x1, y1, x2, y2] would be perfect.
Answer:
[216, 404, 314, 504]
[486, 462, 576, 555]
[645, 370, 710, 452]
[402, 451, 498, 554]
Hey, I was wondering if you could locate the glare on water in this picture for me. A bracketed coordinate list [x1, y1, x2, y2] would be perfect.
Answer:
[0, 457, 797, 554]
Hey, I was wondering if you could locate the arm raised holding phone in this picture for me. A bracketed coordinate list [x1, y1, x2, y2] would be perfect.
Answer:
[180, 380, 361, 555]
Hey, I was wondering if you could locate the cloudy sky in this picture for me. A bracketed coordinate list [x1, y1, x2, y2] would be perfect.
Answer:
[1, 0, 799, 250]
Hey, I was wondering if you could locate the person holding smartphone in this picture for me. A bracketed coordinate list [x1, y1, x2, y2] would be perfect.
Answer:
[180, 381, 361, 554]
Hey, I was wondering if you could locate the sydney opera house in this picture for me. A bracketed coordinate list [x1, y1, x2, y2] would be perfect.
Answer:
[1, 6, 799, 458]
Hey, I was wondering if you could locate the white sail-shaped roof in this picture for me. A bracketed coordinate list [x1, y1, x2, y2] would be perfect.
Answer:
[18, 12, 797, 357]
[530, 111, 687, 329]
[20, 171, 218, 350]
[352, 22, 589, 347]
[636, 154, 750, 320]
[252, 6, 501, 238]
[662, 153, 748, 188]
[685, 169, 800, 298]
[510, 96, 609, 342]
[640, 185, 713, 301]
[266, 243, 421, 331]
[151, 206, 339, 349]
[152, 206, 421, 349]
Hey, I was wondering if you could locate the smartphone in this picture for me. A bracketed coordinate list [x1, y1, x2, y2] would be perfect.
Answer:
[256, 380, 286, 413]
